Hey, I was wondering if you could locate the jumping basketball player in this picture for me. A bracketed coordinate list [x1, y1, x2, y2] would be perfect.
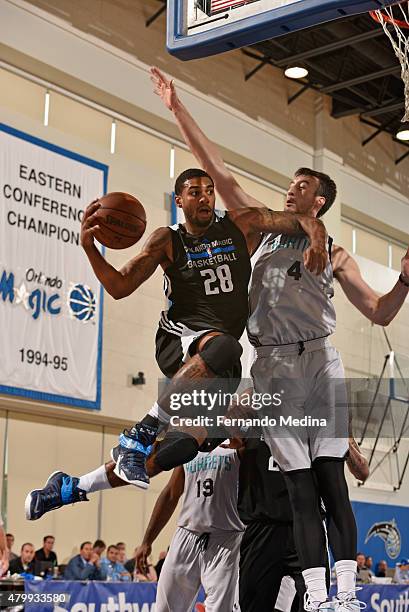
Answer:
[25, 167, 327, 520]
[150, 67, 409, 612]
[135, 445, 244, 612]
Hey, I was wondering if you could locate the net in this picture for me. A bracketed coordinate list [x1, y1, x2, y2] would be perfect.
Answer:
[370, 3, 409, 121]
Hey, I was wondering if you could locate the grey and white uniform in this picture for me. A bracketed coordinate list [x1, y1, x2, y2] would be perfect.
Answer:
[156, 447, 244, 612]
[248, 233, 348, 471]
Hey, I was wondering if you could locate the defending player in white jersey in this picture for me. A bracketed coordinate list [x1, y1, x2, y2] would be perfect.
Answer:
[151, 67, 409, 612]
[135, 445, 244, 612]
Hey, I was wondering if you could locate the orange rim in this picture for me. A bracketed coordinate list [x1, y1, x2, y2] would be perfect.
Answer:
[369, 6, 409, 30]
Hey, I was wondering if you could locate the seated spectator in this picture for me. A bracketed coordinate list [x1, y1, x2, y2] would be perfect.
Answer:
[100, 545, 131, 581]
[6, 533, 18, 561]
[93, 539, 106, 558]
[9, 543, 36, 575]
[35, 535, 58, 565]
[116, 542, 127, 564]
[356, 552, 373, 582]
[64, 541, 104, 580]
[376, 560, 388, 578]
[395, 559, 409, 584]
[365, 556, 373, 572]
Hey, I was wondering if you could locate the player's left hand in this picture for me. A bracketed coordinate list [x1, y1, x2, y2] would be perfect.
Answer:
[303, 245, 328, 275]
[150, 67, 178, 111]
[401, 246, 409, 283]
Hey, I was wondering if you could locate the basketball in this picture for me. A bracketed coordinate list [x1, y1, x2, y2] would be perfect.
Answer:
[93, 192, 147, 249]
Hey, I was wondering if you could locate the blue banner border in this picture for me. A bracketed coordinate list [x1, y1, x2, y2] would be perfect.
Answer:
[0, 123, 108, 410]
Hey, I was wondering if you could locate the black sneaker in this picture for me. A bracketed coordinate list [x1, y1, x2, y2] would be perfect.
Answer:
[25, 471, 88, 520]
[112, 423, 157, 488]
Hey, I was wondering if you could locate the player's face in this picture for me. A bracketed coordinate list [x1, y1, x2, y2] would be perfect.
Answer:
[176, 177, 216, 228]
[285, 175, 323, 215]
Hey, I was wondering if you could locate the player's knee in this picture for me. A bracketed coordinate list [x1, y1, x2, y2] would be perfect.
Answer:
[199, 334, 242, 375]
[154, 430, 200, 471]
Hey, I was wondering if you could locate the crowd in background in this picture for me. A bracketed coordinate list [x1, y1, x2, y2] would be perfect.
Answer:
[4, 534, 167, 582]
[4, 533, 409, 585]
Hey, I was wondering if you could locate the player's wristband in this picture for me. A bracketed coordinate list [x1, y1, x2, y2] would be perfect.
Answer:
[399, 273, 409, 287]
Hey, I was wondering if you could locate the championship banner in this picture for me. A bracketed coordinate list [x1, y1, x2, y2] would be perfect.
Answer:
[0, 124, 108, 409]
[23, 580, 205, 611]
[352, 501, 409, 568]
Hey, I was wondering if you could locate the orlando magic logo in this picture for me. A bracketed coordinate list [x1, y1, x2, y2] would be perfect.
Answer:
[365, 519, 401, 559]
[67, 284, 96, 322]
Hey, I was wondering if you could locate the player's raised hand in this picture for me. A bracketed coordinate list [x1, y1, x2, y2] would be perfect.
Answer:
[303, 245, 328, 275]
[80, 199, 101, 250]
[135, 542, 152, 576]
[401, 246, 409, 284]
[150, 67, 179, 111]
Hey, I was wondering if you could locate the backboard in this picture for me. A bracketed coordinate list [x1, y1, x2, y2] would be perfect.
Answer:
[167, 0, 398, 60]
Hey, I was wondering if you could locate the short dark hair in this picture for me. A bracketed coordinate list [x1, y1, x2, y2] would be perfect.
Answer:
[80, 541, 92, 550]
[6, 533, 14, 538]
[93, 539, 106, 549]
[21, 542, 34, 551]
[295, 168, 337, 217]
[116, 542, 125, 547]
[174, 168, 214, 195]
[107, 545, 118, 553]
[356, 551, 365, 557]
[43, 535, 54, 543]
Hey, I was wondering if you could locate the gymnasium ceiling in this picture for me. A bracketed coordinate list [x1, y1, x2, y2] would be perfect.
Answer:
[149, 1, 407, 162]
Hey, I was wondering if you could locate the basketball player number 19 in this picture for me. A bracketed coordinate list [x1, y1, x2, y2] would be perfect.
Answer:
[200, 264, 233, 295]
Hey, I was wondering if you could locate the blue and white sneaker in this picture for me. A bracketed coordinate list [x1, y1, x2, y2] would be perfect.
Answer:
[304, 594, 335, 612]
[112, 423, 157, 489]
[25, 471, 88, 520]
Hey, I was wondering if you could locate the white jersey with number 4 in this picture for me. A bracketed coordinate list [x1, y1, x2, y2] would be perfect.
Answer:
[247, 233, 335, 346]
[177, 447, 244, 534]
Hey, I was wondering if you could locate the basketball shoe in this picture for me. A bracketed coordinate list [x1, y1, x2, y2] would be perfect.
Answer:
[25, 471, 88, 520]
[304, 594, 335, 612]
[333, 591, 366, 612]
[111, 423, 157, 488]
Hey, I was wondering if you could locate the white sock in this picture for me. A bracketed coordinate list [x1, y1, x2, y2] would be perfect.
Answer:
[78, 465, 111, 493]
[335, 560, 357, 596]
[302, 567, 328, 604]
[149, 402, 171, 429]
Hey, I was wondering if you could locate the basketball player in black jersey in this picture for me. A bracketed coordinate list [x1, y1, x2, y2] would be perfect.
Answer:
[25, 167, 327, 520]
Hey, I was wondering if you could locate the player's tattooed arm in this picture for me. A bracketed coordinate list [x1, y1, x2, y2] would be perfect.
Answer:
[231, 207, 329, 274]
[150, 66, 264, 211]
[135, 467, 185, 575]
[81, 215, 172, 299]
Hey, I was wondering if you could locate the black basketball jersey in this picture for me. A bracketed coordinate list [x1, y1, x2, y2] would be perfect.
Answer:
[160, 212, 251, 339]
[238, 438, 294, 525]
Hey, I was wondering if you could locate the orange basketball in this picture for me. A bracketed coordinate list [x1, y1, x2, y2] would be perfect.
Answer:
[93, 192, 146, 249]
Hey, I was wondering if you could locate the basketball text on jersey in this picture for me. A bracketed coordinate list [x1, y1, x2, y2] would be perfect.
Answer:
[184, 237, 237, 269]
[185, 453, 233, 473]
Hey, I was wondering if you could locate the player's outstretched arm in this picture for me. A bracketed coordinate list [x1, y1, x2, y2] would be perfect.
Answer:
[333, 245, 409, 325]
[135, 467, 185, 575]
[150, 66, 265, 211]
[231, 207, 328, 274]
[81, 200, 171, 299]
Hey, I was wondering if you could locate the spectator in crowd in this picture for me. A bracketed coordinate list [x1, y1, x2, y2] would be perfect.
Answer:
[0, 516, 8, 577]
[100, 545, 131, 582]
[6, 534, 18, 561]
[116, 542, 127, 564]
[154, 550, 168, 580]
[92, 539, 106, 558]
[356, 552, 373, 582]
[376, 560, 388, 578]
[395, 559, 409, 584]
[365, 556, 373, 572]
[9, 543, 36, 575]
[35, 535, 58, 566]
[64, 541, 104, 580]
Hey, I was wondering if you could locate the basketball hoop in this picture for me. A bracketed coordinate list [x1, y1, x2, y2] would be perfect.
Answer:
[370, 2, 409, 121]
